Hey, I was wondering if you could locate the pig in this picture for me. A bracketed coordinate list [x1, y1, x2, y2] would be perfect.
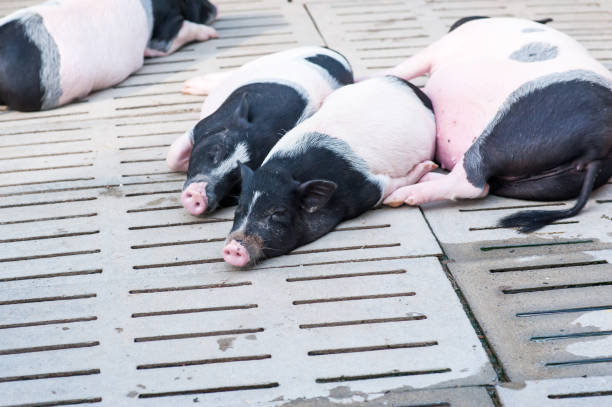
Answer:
[167, 46, 354, 216]
[0, 0, 217, 112]
[222, 76, 437, 267]
[383, 16, 612, 232]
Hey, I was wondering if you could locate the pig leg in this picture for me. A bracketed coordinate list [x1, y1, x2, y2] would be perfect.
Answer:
[145, 21, 217, 57]
[166, 130, 193, 172]
[182, 71, 235, 95]
[384, 158, 489, 206]
[382, 160, 438, 198]
[383, 49, 432, 80]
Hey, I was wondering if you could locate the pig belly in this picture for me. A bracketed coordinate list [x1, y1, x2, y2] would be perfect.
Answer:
[37, 0, 149, 104]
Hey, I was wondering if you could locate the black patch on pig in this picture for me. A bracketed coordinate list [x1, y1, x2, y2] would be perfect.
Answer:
[386, 75, 433, 112]
[185, 82, 308, 212]
[463, 74, 612, 203]
[510, 42, 558, 62]
[0, 18, 44, 111]
[149, 0, 217, 52]
[448, 16, 489, 32]
[231, 133, 382, 261]
[305, 53, 354, 85]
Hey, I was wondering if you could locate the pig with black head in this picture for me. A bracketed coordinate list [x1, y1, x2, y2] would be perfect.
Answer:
[223, 76, 437, 267]
[167, 47, 354, 216]
[0, 0, 217, 111]
[383, 17, 612, 232]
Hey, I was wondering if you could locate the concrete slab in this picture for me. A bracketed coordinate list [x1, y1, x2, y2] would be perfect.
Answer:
[448, 250, 612, 382]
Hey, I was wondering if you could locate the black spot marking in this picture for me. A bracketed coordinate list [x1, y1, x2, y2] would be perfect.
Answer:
[386, 76, 433, 112]
[448, 16, 489, 32]
[510, 42, 558, 63]
[0, 18, 43, 111]
[305, 53, 353, 86]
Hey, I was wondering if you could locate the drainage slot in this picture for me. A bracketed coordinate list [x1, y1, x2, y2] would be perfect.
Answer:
[128, 218, 230, 230]
[287, 269, 406, 282]
[531, 330, 612, 342]
[127, 205, 183, 214]
[134, 328, 264, 343]
[0, 127, 83, 137]
[4, 397, 102, 407]
[0, 230, 99, 243]
[503, 281, 612, 294]
[308, 341, 438, 356]
[0, 341, 100, 355]
[300, 315, 426, 329]
[546, 357, 612, 367]
[0, 269, 102, 283]
[491, 260, 608, 273]
[333, 224, 391, 232]
[459, 203, 565, 212]
[129, 281, 251, 294]
[132, 257, 225, 270]
[0, 369, 100, 383]
[131, 237, 224, 249]
[137, 354, 271, 370]
[0, 163, 93, 175]
[293, 292, 415, 305]
[548, 390, 612, 399]
[470, 220, 577, 231]
[0, 249, 101, 263]
[517, 305, 612, 317]
[0, 213, 97, 225]
[132, 304, 257, 318]
[315, 368, 450, 383]
[0, 150, 92, 161]
[289, 242, 400, 256]
[117, 131, 182, 139]
[0, 177, 94, 188]
[124, 189, 181, 197]
[138, 382, 279, 399]
[0, 293, 96, 306]
[0, 316, 97, 330]
[0, 197, 96, 210]
[481, 240, 593, 252]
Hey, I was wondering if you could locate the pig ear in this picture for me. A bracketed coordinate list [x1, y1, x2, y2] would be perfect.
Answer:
[239, 162, 254, 186]
[166, 130, 194, 172]
[232, 93, 250, 127]
[298, 180, 338, 213]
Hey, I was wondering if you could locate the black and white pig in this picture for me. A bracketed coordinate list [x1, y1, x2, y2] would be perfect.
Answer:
[167, 46, 354, 216]
[382, 17, 612, 232]
[222, 76, 437, 267]
[0, 0, 217, 111]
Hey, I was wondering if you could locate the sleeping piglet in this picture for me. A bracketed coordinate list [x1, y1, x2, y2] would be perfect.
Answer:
[0, 0, 217, 111]
[167, 46, 354, 216]
[383, 16, 612, 232]
[222, 76, 437, 267]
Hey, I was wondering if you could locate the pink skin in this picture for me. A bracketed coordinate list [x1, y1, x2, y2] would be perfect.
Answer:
[223, 239, 250, 267]
[382, 17, 612, 206]
[167, 131, 193, 172]
[181, 182, 208, 215]
[145, 21, 217, 57]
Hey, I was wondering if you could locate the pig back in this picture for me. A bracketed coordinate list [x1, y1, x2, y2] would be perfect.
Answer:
[424, 17, 612, 170]
[35, 0, 151, 105]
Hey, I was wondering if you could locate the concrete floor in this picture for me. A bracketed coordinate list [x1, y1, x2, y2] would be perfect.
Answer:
[0, 0, 611, 406]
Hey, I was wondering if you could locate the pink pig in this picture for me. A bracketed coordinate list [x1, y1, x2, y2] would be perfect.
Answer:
[0, 0, 217, 111]
[384, 16, 612, 232]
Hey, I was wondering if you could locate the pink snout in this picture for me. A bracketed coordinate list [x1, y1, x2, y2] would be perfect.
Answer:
[181, 182, 208, 216]
[223, 239, 250, 267]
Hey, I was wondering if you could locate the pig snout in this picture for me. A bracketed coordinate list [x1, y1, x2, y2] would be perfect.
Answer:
[181, 182, 208, 215]
[223, 239, 251, 267]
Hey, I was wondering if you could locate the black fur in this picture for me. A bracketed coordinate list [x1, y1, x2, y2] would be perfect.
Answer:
[499, 161, 604, 232]
[305, 53, 354, 86]
[449, 16, 553, 32]
[463, 78, 612, 232]
[0, 19, 43, 111]
[449, 16, 489, 32]
[231, 132, 381, 262]
[388, 76, 433, 112]
[149, 0, 217, 50]
[185, 82, 307, 212]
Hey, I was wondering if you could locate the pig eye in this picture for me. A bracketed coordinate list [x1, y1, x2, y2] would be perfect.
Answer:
[207, 146, 224, 165]
[269, 208, 288, 223]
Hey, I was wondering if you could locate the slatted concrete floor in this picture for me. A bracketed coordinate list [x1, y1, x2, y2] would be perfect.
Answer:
[0, 0, 611, 406]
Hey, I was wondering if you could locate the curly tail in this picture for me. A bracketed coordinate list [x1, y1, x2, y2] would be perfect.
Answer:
[498, 161, 601, 233]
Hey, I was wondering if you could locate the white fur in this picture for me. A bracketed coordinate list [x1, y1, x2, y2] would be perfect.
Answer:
[210, 142, 250, 179]
[266, 77, 436, 201]
[200, 46, 350, 121]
